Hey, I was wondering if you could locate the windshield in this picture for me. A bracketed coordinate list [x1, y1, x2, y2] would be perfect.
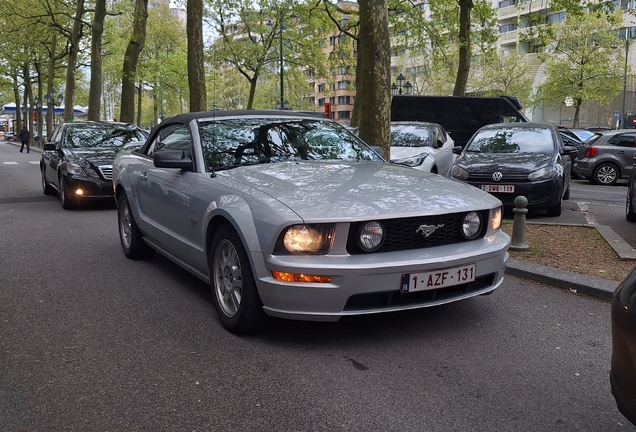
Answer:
[64, 124, 147, 149]
[466, 127, 556, 153]
[390, 125, 431, 147]
[199, 117, 382, 171]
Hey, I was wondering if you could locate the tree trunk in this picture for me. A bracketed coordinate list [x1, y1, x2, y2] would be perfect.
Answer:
[88, 0, 106, 121]
[23, 65, 33, 139]
[120, 0, 148, 123]
[136, 83, 142, 126]
[356, 0, 391, 159]
[187, 0, 207, 112]
[46, 34, 57, 133]
[64, 0, 86, 122]
[350, 40, 362, 128]
[246, 76, 258, 110]
[453, 0, 473, 96]
[573, 99, 581, 128]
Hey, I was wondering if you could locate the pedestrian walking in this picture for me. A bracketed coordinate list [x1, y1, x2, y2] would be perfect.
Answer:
[18, 125, 30, 153]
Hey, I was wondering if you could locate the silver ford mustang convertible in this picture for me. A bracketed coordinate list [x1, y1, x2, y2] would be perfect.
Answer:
[113, 110, 510, 334]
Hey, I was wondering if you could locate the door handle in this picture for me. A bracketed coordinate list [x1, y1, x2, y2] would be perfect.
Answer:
[140, 172, 148, 181]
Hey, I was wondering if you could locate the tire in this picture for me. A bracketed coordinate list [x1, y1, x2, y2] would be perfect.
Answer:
[210, 224, 266, 334]
[59, 175, 76, 209]
[592, 163, 619, 186]
[546, 196, 562, 217]
[117, 194, 155, 260]
[563, 184, 570, 200]
[627, 189, 636, 222]
[41, 169, 55, 196]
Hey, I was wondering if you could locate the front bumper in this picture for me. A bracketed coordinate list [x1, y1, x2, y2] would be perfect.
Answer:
[64, 174, 114, 199]
[465, 178, 561, 208]
[250, 231, 510, 321]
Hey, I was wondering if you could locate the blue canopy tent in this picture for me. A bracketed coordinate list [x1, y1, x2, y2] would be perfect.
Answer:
[1, 103, 87, 117]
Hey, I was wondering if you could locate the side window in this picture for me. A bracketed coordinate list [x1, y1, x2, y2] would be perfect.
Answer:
[431, 127, 443, 149]
[144, 125, 190, 158]
[49, 126, 64, 145]
[615, 134, 636, 148]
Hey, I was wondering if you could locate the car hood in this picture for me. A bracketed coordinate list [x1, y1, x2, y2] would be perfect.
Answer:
[456, 152, 553, 173]
[66, 147, 120, 165]
[389, 146, 437, 161]
[219, 160, 501, 221]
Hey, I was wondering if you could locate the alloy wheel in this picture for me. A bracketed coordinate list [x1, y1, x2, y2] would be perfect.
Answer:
[213, 239, 242, 318]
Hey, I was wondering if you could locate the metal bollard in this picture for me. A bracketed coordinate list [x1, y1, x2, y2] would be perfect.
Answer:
[509, 195, 529, 251]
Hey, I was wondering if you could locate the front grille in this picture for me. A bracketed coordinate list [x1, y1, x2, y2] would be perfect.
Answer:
[98, 165, 113, 180]
[343, 274, 496, 311]
[468, 173, 529, 182]
[346, 211, 489, 254]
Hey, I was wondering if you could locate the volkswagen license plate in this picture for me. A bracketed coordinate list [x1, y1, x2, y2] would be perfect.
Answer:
[481, 184, 515, 193]
[400, 264, 476, 293]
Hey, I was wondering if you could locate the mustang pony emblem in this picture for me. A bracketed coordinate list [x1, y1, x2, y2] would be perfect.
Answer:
[416, 224, 444, 237]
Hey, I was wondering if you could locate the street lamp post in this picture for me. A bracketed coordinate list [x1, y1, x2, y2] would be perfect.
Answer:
[391, 73, 413, 96]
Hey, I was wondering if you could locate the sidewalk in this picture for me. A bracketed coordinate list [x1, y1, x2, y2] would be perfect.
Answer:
[505, 221, 634, 300]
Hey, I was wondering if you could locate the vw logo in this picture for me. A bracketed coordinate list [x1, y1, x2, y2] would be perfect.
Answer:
[492, 172, 503, 182]
[416, 224, 444, 237]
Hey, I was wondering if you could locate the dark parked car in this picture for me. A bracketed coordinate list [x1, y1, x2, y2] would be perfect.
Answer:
[611, 267, 636, 426]
[450, 123, 576, 216]
[40, 121, 148, 209]
[573, 130, 636, 185]
[113, 110, 510, 334]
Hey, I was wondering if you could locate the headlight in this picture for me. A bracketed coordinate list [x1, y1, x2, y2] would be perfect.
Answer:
[358, 221, 385, 252]
[451, 165, 469, 180]
[528, 167, 555, 181]
[66, 161, 85, 175]
[276, 224, 335, 255]
[462, 212, 482, 239]
[487, 206, 502, 236]
[391, 153, 428, 167]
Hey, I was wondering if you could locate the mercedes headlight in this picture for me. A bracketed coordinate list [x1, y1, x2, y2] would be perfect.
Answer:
[451, 165, 469, 180]
[66, 161, 85, 176]
[391, 153, 428, 167]
[528, 167, 555, 181]
[275, 224, 336, 255]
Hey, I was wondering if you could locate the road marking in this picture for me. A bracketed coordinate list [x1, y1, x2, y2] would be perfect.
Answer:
[576, 202, 598, 225]
[29, 161, 39, 164]
[3, 162, 18, 165]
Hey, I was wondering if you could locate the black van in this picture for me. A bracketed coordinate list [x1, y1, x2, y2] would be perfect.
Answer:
[390, 95, 528, 147]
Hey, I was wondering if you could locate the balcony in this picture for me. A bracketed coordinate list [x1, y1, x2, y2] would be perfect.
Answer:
[498, 0, 550, 20]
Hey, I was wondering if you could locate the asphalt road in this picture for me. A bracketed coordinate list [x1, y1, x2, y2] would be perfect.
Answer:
[0, 141, 633, 431]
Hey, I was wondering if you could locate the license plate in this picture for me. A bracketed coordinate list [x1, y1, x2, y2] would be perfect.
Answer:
[400, 264, 476, 293]
[481, 184, 515, 193]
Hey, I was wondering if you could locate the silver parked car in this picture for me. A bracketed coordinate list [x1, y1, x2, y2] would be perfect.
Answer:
[113, 110, 510, 334]
[573, 130, 636, 185]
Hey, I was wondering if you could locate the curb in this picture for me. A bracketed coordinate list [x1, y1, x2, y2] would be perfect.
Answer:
[505, 222, 632, 300]
[505, 259, 617, 299]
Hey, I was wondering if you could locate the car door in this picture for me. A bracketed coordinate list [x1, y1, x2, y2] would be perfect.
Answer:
[135, 125, 198, 261]
[432, 125, 454, 176]
[612, 133, 636, 178]
[43, 125, 66, 187]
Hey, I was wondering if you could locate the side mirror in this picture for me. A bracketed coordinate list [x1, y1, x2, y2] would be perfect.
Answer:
[452, 146, 463, 155]
[42, 142, 57, 151]
[154, 150, 193, 170]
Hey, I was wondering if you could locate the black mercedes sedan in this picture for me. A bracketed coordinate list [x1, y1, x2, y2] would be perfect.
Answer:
[450, 123, 577, 216]
[611, 267, 636, 426]
[40, 121, 148, 209]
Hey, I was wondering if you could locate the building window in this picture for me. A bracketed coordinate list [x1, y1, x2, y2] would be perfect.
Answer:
[329, 36, 337, 45]
[338, 66, 348, 75]
[318, 98, 325, 107]
[547, 12, 564, 24]
[338, 111, 351, 120]
[391, 49, 398, 57]
[338, 96, 350, 105]
[318, 83, 326, 93]
[338, 80, 350, 90]
[499, 23, 518, 33]
[498, 0, 516, 7]
[330, 97, 335, 105]
[330, 83, 335, 91]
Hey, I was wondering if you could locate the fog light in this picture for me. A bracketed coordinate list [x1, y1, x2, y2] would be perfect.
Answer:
[462, 212, 481, 239]
[271, 271, 331, 283]
[75, 189, 84, 196]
